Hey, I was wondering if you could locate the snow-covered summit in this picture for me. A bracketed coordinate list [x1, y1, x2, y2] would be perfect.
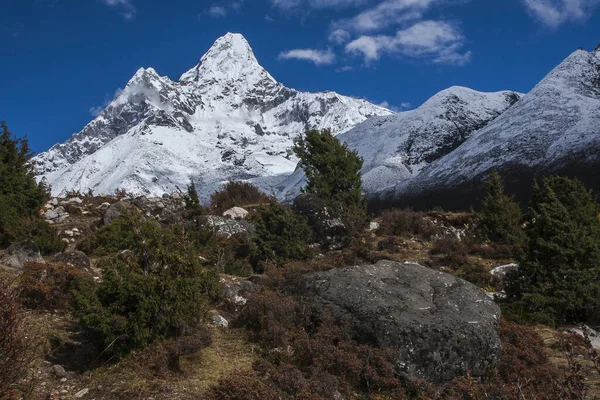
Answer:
[34, 33, 392, 198]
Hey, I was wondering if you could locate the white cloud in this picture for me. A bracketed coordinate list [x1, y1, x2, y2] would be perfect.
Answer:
[208, 5, 228, 17]
[279, 48, 336, 65]
[377, 100, 412, 111]
[522, 0, 600, 28]
[329, 29, 351, 44]
[345, 20, 471, 65]
[99, 0, 136, 20]
[271, 0, 369, 11]
[333, 0, 439, 33]
[205, 1, 245, 18]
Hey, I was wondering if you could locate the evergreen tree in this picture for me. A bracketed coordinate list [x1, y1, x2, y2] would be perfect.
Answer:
[183, 181, 203, 219]
[505, 176, 600, 324]
[476, 170, 524, 245]
[0, 122, 51, 248]
[293, 129, 367, 232]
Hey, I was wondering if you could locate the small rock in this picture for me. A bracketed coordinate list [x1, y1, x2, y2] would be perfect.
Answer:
[55, 213, 70, 223]
[490, 263, 519, 277]
[211, 314, 229, 328]
[43, 209, 59, 220]
[52, 364, 68, 378]
[97, 202, 111, 211]
[64, 230, 74, 237]
[223, 207, 249, 220]
[49, 198, 59, 206]
[333, 391, 346, 400]
[368, 221, 380, 232]
[74, 388, 89, 398]
[60, 377, 67, 383]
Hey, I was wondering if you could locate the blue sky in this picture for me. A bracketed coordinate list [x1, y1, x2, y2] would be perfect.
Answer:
[1, 0, 599, 153]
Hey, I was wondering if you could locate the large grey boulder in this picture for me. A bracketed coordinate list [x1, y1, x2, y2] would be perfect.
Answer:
[303, 260, 501, 382]
[1, 241, 45, 269]
[293, 193, 349, 250]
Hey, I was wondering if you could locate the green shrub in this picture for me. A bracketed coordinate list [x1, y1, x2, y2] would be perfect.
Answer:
[71, 214, 220, 355]
[476, 170, 524, 246]
[505, 176, 600, 325]
[210, 181, 269, 213]
[294, 129, 367, 234]
[250, 199, 312, 271]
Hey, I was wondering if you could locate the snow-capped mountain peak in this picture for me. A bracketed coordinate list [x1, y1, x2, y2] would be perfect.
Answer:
[34, 33, 392, 198]
[180, 32, 275, 86]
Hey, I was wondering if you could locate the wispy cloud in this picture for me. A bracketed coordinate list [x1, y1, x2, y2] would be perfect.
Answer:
[329, 29, 351, 44]
[279, 48, 337, 65]
[89, 88, 124, 117]
[271, 0, 369, 11]
[205, 1, 244, 18]
[522, 0, 600, 28]
[100, 0, 136, 20]
[333, 0, 439, 33]
[377, 100, 412, 111]
[345, 20, 471, 65]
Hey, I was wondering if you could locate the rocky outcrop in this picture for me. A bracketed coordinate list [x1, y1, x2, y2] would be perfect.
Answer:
[0, 241, 45, 269]
[206, 216, 255, 238]
[293, 193, 349, 250]
[303, 260, 501, 382]
[103, 201, 136, 225]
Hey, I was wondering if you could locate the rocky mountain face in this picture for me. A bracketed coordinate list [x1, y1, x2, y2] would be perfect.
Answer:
[34, 33, 392, 199]
[384, 46, 600, 209]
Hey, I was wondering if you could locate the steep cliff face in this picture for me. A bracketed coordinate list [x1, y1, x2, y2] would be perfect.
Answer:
[34, 33, 392, 198]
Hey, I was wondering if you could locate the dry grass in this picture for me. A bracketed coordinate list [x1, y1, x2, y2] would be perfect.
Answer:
[535, 326, 600, 398]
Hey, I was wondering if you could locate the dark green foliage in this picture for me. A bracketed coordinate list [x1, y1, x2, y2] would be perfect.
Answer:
[183, 181, 203, 219]
[505, 176, 600, 325]
[250, 199, 312, 270]
[476, 170, 524, 246]
[71, 213, 220, 355]
[0, 122, 53, 249]
[293, 129, 367, 233]
[20, 217, 65, 255]
[210, 181, 270, 213]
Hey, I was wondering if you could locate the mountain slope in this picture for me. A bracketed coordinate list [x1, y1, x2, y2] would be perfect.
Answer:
[34, 33, 392, 198]
[390, 47, 600, 208]
[276, 86, 521, 200]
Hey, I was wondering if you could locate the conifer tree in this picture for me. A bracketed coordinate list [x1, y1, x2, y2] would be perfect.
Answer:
[505, 176, 600, 324]
[476, 170, 524, 245]
[0, 122, 50, 247]
[293, 129, 367, 231]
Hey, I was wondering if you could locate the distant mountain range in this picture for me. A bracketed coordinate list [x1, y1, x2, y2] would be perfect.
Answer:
[34, 34, 600, 208]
